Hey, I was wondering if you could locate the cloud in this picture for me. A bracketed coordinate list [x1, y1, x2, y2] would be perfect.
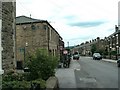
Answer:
[68, 21, 106, 27]
[16, 0, 119, 46]
[63, 15, 76, 20]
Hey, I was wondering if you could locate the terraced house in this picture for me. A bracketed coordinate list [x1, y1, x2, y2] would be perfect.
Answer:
[73, 25, 120, 60]
[16, 16, 64, 69]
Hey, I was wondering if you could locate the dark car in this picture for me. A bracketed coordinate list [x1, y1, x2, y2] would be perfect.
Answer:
[93, 53, 102, 60]
[117, 58, 120, 67]
[73, 51, 80, 60]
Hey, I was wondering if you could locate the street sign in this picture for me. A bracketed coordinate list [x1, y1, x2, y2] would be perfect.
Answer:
[63, 50, 68, 54]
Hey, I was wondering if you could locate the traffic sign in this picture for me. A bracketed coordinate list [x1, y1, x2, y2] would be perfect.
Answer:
[63, 50, 68, 54]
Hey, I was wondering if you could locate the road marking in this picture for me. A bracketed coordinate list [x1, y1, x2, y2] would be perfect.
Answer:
[79, 78, 96, 83]
[75, 68, 81, 71]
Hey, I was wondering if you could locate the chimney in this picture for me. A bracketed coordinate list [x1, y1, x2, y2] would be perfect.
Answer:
[115, 25, 118, 32]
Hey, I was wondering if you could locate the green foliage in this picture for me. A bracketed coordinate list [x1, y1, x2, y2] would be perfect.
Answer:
[2, 48, 57, 89]
[2, 81, 30, 90]
[3, 72, 24, 82]
[32, 78, 46, 88]
[91, 44, 96, 54]
[110, 51, 117, 55]
[2, 72, 46, 89]
[26, 48, 58, 80]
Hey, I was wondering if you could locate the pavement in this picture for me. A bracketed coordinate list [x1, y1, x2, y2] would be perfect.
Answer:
[55, 60, 80, 88]
[84, 56, 117, 63]
[102, 58, 117, 63]
[55, 57, 117, 89]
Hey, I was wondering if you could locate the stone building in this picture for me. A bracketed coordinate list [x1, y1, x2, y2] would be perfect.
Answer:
[1, 1, 16, 73]
[73, 25, 120, 60]
[16, 16, 63, 69]
[103, 25, 120, 59]
[72, 37, 102, 56]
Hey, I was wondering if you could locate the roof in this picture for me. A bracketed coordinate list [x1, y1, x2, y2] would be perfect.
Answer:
[16, 15, 63, 39]
[16, 15, 45, 24]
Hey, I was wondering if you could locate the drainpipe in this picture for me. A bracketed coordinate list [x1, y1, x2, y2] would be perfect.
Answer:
[0, 20, 3, 74]
[0, 18, 4, 90]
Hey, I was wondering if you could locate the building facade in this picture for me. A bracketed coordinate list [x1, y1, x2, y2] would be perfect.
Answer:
[103, 25, 120, 59]
[73, 25, 120, 60]
[16, 16, 63, 69]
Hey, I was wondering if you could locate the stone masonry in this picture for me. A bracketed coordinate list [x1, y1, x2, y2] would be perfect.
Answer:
[16, 16, 63, 69]
[2, 1, 16, 72]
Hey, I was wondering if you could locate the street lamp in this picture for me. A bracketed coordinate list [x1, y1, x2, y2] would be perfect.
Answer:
[23, 42, 30, 72]
[24, 42, 28, 67]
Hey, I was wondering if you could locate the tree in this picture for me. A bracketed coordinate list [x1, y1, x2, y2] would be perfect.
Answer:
[91, 44, 96, 55]
[26, 48, 58, 80]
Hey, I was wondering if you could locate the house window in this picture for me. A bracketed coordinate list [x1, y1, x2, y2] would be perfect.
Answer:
[19, 48, 24, 53]
[43, 25, 48, 30]
[31, 24, 36, 30]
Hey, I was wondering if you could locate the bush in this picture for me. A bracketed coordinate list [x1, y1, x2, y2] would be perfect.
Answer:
[26, 48, 58, 80]
[2, 73, 46, 89]
[3, 73, 24, 82]
[2, 81, 30, 90]
[31, 78, 46, 89]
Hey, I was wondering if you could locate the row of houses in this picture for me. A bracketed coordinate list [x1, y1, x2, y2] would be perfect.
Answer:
[72, 25, 120, 60]
[0, 1, 64, 73]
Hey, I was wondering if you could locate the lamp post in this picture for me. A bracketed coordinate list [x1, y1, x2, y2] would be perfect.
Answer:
[24, 42, 28, 67]
[23, 42, 30, 72]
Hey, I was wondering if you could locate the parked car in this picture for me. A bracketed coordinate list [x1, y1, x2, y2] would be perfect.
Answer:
[117, 58, 120, 67]
[73, 51, 80, 60]
[93, 53, 102, 60]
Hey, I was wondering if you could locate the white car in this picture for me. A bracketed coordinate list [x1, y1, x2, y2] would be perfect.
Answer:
[93, 53, 102, 60]
[73, 51, 80, 60]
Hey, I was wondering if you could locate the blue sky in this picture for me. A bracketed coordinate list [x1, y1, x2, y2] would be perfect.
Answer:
[16, 0, 119, 46]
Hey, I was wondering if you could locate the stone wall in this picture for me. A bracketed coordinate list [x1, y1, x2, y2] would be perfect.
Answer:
[16, 23, 48, 63]
[2, 2, 16, 72]
[16, 21, 61, 67]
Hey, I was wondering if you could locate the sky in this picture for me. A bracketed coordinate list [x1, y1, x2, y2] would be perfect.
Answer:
[16, 0, 119, 47]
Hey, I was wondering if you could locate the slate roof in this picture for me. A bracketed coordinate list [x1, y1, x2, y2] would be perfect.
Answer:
[16, 15, 45, 24]
[16, 15, 63, 39]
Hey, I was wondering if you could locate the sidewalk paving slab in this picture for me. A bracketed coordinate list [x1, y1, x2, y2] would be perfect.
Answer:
[55, 60, 80, 88]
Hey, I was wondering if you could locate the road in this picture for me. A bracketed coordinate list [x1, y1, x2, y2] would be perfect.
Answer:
[75, 56, 119, 89]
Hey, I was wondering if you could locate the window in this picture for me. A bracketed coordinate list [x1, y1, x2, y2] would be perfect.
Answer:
[19, 48, 24, 53]
[43, 25, 48, 30]
[31, 24, 36, 30]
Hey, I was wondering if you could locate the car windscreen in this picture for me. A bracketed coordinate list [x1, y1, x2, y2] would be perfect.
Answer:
[94, 53, 100, 56]
[74, 52, 79, 55]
